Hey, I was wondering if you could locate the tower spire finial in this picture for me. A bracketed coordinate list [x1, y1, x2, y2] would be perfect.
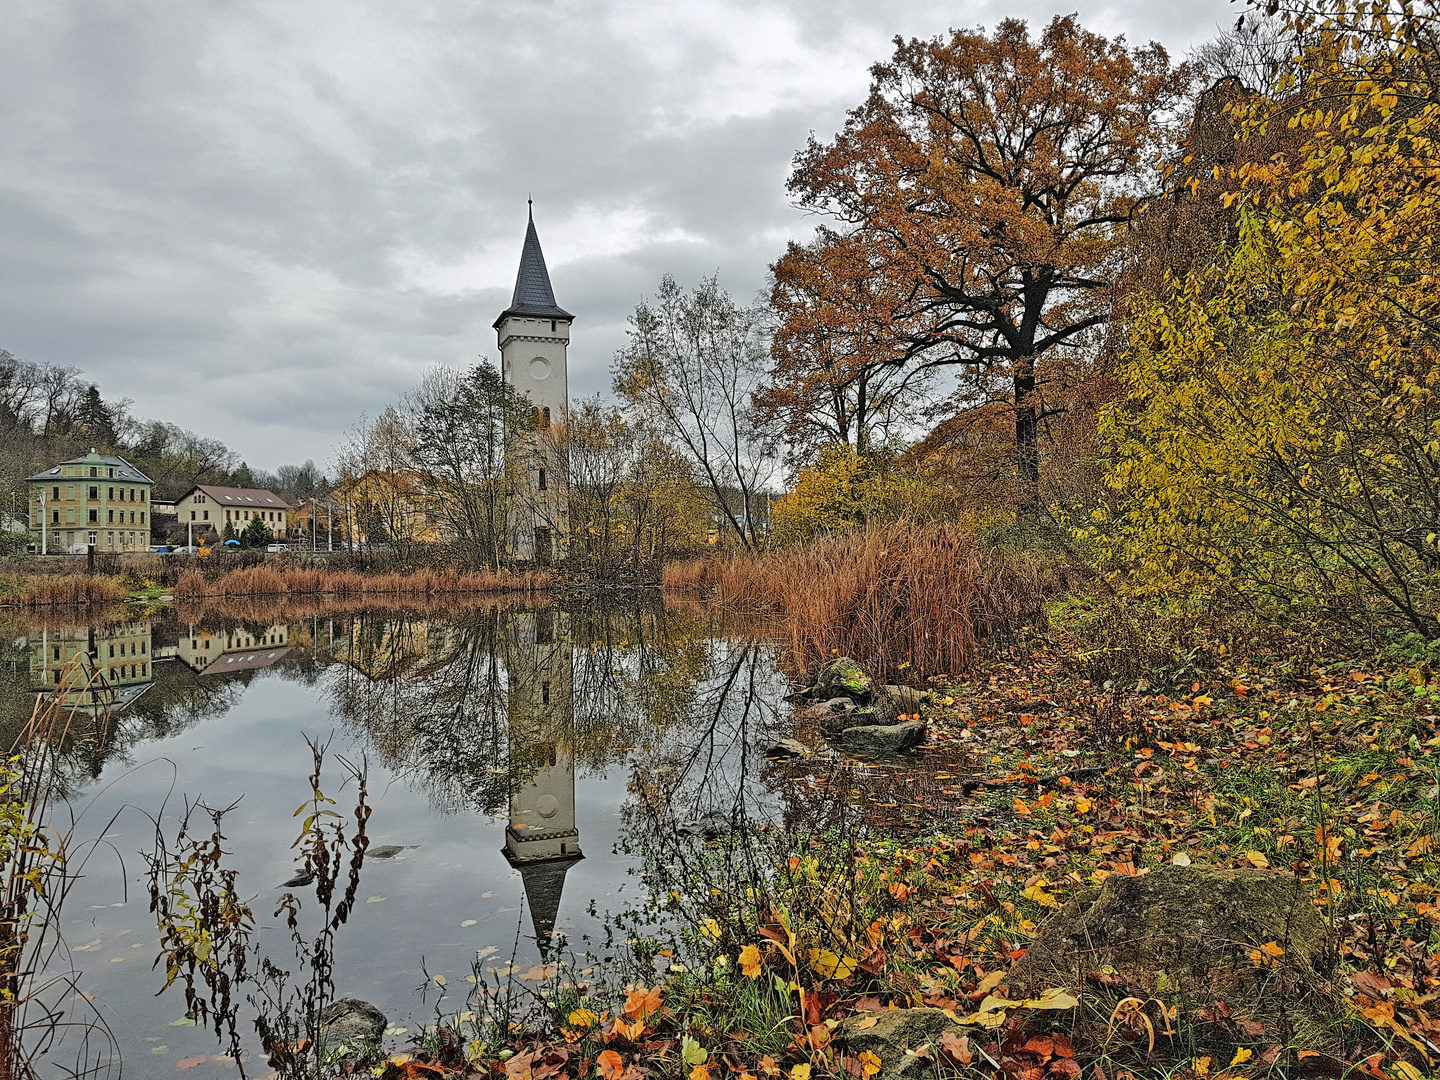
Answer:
[528, 194, 533, 221]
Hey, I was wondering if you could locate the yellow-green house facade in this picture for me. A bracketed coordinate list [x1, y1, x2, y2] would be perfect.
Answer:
[26, 450, 154, 553]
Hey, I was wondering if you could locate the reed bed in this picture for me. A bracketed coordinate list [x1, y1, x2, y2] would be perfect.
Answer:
[8, 574, 127, 607]
[663, 522, 1065, 680]
[170, 564, 554, 602]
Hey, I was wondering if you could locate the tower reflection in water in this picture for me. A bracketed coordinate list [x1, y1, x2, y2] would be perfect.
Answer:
[502, 609, 581, 957]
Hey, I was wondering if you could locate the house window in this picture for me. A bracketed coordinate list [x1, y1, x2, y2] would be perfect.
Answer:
[88, 509, 98, 523]
[203, 510, 209, 521]
[105, 532, 112, 545]
[51, 486, 59, 500]
[190, 511, 196, 521]
[108, 487, 114, 500]
[51, 511, 58, 524]
[109, 645, 114, 658]
[140, 512, 145, 524]
[107, 510, 113, 523]
[89, 467, 97, 477]
[88, 531, 97, 545]
[551, 319, 556, 332]
[88, 486, 98, 499]
[108, 468, 114, 478]
[542, 406, 551, 427]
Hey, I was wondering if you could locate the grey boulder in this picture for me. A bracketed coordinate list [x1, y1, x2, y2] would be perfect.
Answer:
[318, 998, 387, 1048]
[834, 719, 926, 752]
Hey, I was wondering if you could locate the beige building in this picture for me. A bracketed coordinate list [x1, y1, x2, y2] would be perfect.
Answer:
[175, 485, 290, 540]
[178, 624, 290, 675]
[27, 450, 154, 553]
[30, 623, 154, 715]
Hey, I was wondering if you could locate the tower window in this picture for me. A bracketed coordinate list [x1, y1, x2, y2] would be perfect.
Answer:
[538, 469, 547, 491]
[542, 406, 551, 428]
[551, 320, 556, 332]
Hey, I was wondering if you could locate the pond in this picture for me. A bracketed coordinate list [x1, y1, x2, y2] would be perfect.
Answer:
[0, 600, 966, 1077]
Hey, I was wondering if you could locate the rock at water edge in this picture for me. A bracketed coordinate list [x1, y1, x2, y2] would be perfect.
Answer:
[813, 657, 875, 702]
[834, 719, 926, 752]
[318, 998, 387, 1048]
[764, 738, 810, 758]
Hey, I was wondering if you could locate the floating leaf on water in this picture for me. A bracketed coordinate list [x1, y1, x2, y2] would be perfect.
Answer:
[169, 1018, 199, 1027]
[152, 1046, 168, 1055]
[74, 939, 102, 953]
[433, 975, 447, 987]
[461, 919, 477, 927]
[386, 1026, 408, 1036]
[366, 896, 387, 904]
[519, 964, 557, 981]
[176, 1054, 208, 1070]
[481, 891, 495, 899]
[110, 956, 125, 963]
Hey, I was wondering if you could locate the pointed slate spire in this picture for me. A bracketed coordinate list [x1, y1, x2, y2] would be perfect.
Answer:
[516, 855, 583, 958]
[495, 202, 574, 326]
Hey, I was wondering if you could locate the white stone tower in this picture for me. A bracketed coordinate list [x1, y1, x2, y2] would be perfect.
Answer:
[495, 203, 572, 562]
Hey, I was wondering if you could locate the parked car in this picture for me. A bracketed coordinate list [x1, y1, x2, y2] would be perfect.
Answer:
[265, 543, 287, 553]
[171, 545, 199, 554]
[148, 545, 171, 553]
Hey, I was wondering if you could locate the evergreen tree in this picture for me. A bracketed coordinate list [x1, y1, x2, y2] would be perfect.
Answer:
[75, 385, 119, 448]
[241, 514, 274, 548]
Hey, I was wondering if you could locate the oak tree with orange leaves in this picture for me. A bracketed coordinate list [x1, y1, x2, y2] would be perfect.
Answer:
[782, 15, 1192, 515]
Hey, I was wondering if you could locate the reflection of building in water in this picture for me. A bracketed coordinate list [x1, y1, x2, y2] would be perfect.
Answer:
[29, 623, 154, 714]
[177, 625, 290, 676]
[503, 609, 581, 954]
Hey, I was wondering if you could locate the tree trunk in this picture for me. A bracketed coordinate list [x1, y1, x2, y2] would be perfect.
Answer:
[1014, 359, 1040, 519]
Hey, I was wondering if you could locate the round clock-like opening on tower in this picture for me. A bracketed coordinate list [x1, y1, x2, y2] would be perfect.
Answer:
[529, 357, 551, 380]
[537, 794, 559, 819]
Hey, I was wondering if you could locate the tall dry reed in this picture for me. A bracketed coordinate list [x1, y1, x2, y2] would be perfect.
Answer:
[663, 522, 1059, 680]
[170, 564, 554, 602]
[16, 575, 126, 608]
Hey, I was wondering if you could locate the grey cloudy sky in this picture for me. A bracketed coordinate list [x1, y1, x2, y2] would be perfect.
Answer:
[2, 0, 1235, 473]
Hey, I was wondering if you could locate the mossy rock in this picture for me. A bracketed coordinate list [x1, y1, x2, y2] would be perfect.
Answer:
[813, 657, 875, 702]
[1005, 865, 1341, 1052]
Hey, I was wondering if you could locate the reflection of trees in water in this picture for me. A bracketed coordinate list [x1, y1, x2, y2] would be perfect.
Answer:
[623, 640, 790, 838]
[0, 605, 793, 827]
[326, 608, 511, 814]
[322, 603, 741, 818]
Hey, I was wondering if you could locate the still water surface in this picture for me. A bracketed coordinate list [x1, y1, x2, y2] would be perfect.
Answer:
[3, 602, 805, 1075]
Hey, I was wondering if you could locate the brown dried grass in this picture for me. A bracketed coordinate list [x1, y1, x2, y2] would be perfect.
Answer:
[170, 565, 554, 602]
[663, 522, 1065, 681]
[17, 575, 127, 607]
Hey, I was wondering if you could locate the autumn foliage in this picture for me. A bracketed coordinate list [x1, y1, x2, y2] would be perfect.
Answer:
[772, 16, 1191, 515]
[1097, 1, 1440, 632]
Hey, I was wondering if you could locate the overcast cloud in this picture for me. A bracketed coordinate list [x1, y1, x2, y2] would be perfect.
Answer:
[2, 0, 1234, 472]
